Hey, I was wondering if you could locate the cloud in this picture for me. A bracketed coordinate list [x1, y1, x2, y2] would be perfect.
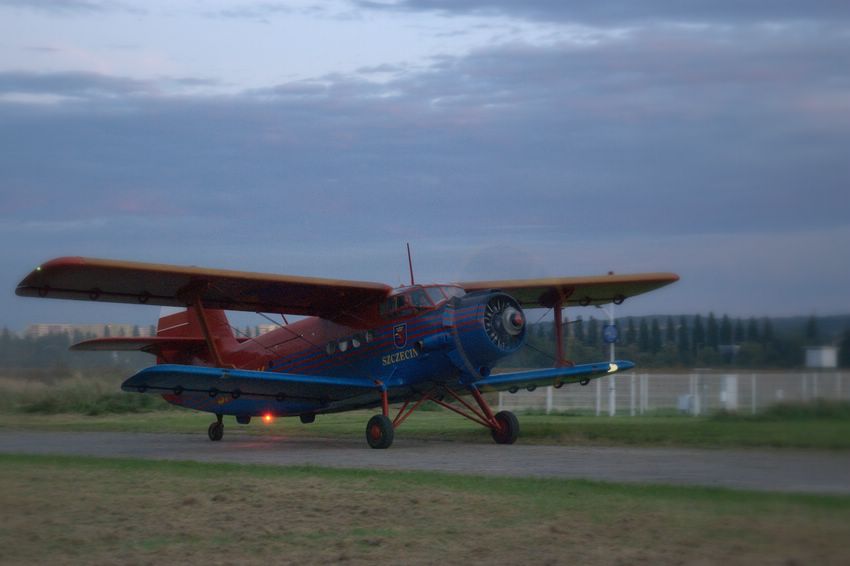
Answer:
[22, 45, 62, 53]
[1, 15, 848, 323]
[0, 71, 153, 99]
[0, 71, 226, 103]
[356, 1, 850, 25]
[1, 21, 848, 238]
[204, 1, 348, 23]
[0, 0, 139, 15]
[0, 0, 102, 13]
[207, 2, 294, 22]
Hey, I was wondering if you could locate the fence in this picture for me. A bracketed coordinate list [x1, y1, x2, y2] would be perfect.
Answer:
[496, 371, 847, 416]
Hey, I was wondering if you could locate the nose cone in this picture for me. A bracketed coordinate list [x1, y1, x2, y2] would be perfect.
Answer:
[504, 307, 525, 336]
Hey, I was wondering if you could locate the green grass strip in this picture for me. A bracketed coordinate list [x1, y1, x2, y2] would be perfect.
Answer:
[2, 452, 848, 510]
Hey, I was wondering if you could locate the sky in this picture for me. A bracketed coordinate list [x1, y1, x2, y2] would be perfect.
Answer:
[1, 0, 849, 331]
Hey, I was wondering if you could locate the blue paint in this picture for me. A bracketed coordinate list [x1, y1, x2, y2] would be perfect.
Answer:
[123, 291, 637, 418]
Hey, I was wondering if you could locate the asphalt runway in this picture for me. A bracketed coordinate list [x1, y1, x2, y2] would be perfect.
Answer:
[2, 431, 849, 494]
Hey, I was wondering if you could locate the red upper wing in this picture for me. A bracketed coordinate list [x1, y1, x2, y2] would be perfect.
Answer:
[457, 272, 679, 308]
[16, 257, 392, 320]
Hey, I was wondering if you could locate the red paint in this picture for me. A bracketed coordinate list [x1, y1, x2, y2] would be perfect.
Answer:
[376, 381, 389, 417]
[554, 303, 565, 367]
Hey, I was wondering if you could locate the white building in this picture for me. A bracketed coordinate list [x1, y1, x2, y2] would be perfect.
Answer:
[25, 323, 154, 339]
[805, 346, 838, 369]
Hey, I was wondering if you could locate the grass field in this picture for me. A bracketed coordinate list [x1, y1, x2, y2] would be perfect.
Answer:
[1, 454, 848, 565]
[2, 376, 850, 449]
[3, 378, 849, 564]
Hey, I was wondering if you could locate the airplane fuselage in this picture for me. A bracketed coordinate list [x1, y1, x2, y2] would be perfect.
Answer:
[161, 287, 527, 418]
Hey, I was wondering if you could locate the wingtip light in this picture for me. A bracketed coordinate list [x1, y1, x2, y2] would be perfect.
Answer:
[608, 363, 618, 373]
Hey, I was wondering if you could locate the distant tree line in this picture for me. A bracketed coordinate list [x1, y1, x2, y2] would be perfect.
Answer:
[0, 324, 276, 378]
[2, 316, 849, 375]
[503, 314, 850, 370]
[0, 328, 149, 380]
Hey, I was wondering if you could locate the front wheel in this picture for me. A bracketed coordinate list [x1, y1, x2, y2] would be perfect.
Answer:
[491, 410, 519, 444]
[365, 415, 394, 449]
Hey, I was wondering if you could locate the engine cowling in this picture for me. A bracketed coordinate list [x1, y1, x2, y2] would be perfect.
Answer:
[446, 291, 526, 375]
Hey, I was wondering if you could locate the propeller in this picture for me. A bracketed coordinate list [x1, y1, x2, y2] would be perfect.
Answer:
[483, 295, 525, 350]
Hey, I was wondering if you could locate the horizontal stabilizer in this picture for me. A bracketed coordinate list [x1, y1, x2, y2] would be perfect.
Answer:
[122, 364, 380, 404]
[473, 360, 635, 393]
[71, 336, 207, 354]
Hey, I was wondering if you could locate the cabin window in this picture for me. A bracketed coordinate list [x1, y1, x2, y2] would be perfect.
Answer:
[326, 341, 337, 355]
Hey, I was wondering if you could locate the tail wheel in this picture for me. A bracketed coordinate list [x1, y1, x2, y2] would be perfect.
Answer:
[491, 410, 519, 444]
[365, 415, 394, 449]
[208, 421, 224, 441]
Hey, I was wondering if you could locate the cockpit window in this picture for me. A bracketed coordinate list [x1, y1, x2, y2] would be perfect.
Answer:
[440, 286, 466, 299]
[424, 286, 445, 305]
[379, 294, 406, 317]
[408, 288, 430, 308]
[379, 287, 434, 317]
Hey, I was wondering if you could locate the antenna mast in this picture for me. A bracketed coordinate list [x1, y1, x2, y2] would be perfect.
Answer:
[406, 242, 415, 286]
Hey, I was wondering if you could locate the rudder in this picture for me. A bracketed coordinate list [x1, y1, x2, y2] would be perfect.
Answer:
[156, 307, 237, 365]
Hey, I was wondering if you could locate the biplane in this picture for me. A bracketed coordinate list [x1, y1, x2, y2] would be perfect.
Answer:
[16, 257, 677, 448]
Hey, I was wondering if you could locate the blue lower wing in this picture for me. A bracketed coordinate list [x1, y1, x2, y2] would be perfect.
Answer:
[122, 364, 379, 402]
[473, 360, 635, 393]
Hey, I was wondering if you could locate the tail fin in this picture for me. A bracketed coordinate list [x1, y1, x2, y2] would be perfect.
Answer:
[157, 307, 233, 339]
[71, 307, 238, 366]
[156, 307, 238, 365]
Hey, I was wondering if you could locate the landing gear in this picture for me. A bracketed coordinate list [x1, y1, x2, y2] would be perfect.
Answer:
[491, 410, 519, 444]
[387, 385, 520, 447]
[366, 414, 394, 449]
[300, 413, 316, 424]
[208, 414, 224, 441]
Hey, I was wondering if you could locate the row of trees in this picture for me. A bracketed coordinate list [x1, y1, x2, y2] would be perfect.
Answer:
[0, 329, 149, 379]
[2, 315, 849, 374]
[505, 314, 850, 369]
[0, 323, 274, 376]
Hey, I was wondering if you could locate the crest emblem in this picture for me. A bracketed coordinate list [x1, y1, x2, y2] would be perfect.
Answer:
[393, 323, 407, 349]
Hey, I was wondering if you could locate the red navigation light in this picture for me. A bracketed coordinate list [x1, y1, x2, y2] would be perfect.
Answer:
[263, 413, 274, 424]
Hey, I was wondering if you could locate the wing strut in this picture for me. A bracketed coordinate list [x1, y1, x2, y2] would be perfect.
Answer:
[192, 295, 227, 368]
[554, 302, 566, 367]
[553, 300, 574, 368]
